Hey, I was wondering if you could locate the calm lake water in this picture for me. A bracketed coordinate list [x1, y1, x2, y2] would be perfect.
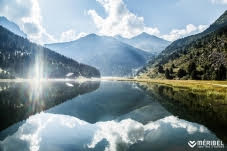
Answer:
[0, 81, 226, 151]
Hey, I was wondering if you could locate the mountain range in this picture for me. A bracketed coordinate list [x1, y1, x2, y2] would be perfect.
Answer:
[0, 25, 100, 79]
[45, 34, 153, 76]
[0, 16, 171, 77]
[0, 16, 27, 38]
[138, 10, 227, 80]
[115, 32, 170, 54]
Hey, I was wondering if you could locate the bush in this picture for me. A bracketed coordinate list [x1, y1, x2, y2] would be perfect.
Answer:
[191, 70, 200, 80]
[215, 64, 226, 80]
[171, 64, 175, 68]
[165, 68, 172, 79]
[188, 61, 196, 74]
[170, 67, 173, 74]
[158, 65, 165, 73]
[177, 68, 187, 78]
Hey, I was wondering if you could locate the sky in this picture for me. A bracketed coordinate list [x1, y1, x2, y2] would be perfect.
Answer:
[0, 0, 226, 44]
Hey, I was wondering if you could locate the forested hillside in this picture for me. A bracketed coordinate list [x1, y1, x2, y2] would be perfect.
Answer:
[0, 26, 100, 78]
[138, 10, 227, 80]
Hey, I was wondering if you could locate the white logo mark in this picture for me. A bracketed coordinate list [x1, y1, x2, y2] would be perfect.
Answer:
[188, 141, 196, 148]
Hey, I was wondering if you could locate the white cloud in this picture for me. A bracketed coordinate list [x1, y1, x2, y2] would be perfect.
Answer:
[211, 0, 227, 4]
[0, 113, 210, 151]
[60, 29, 88, 42]
[0, 113, 92, 151]
[161, 24, 208, 41]
[0, 0, 210, 44]
[88, 119, 145, 151]
[161, 116, 207, 134]
[0, 0, 56, 44]
[88, 116, 208, 151]
[198, 25, 209, 32]
[88, 0, 208, 42]
[76, 32, 88, 39]
[88, 0, 160, 38]
[0, 0, 88, 44]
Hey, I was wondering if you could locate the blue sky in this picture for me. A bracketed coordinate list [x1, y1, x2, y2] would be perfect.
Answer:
[0, 0, 226, 44]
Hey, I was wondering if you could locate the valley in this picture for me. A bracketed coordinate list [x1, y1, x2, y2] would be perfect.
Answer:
[45, 34, 154, 76]
[0, 3, 227, 150]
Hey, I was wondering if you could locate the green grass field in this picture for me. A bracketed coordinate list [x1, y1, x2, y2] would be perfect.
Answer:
[111, 77, 227, 104]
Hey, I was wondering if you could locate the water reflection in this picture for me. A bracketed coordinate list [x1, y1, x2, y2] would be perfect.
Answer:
[0, 81, 100, 131]
[0, 81, 226, 151]
[47, 82, 158, 123]
[0, 113, 221, 151]
[139, 83, 227, 143]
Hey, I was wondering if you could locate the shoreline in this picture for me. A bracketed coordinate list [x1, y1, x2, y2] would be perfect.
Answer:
[103, 77, 227, 89]
[1, 77, 227, 88]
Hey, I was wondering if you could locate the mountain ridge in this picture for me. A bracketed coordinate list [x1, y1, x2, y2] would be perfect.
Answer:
[45, 33, 152, 76]
[0, 16, 27, 38]
[138, 10, 227, 80]
[115, 32, 170, 54]
[162, 10, 227, 56]
[0, 25, 100, 78]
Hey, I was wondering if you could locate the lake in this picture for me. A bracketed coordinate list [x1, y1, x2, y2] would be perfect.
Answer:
[0, 81, 226, 151]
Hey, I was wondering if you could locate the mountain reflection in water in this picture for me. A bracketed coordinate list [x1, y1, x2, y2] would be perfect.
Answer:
[139, 83, 227, 143]
[0, 81, 100, 131]
[0, 81, 226, 151]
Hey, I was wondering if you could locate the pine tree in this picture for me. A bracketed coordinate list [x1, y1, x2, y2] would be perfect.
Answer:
[170, 67, 173, 74]
[165, 68, 172, 79]
[158, 65, 164, 73]
[188, 61, 196, 74]
[216, 64, 227, 80]
[177, 68, 186, 78]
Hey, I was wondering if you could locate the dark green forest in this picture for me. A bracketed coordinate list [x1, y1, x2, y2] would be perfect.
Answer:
[139, 10, 227, 80]
[0, 26, 100, 79]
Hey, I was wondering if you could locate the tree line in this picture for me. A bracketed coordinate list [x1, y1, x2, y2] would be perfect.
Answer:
[158, 61, 227, 80]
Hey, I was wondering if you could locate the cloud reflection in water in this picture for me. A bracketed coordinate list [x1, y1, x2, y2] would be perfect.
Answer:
[0, 113, 210, 151]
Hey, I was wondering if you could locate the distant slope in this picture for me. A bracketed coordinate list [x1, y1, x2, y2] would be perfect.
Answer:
[162, 10, 227, 56]
[115, 32, 170, 54]
[138, 10, 227, 80]
[45, 34, 152, 76]
[0, 16, 27, 38]
[0, 25, 100, 78]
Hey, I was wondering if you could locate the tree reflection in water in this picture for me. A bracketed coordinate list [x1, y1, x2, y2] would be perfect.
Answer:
[139, 83, 227, 143]
[0, 81, 100, 131]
